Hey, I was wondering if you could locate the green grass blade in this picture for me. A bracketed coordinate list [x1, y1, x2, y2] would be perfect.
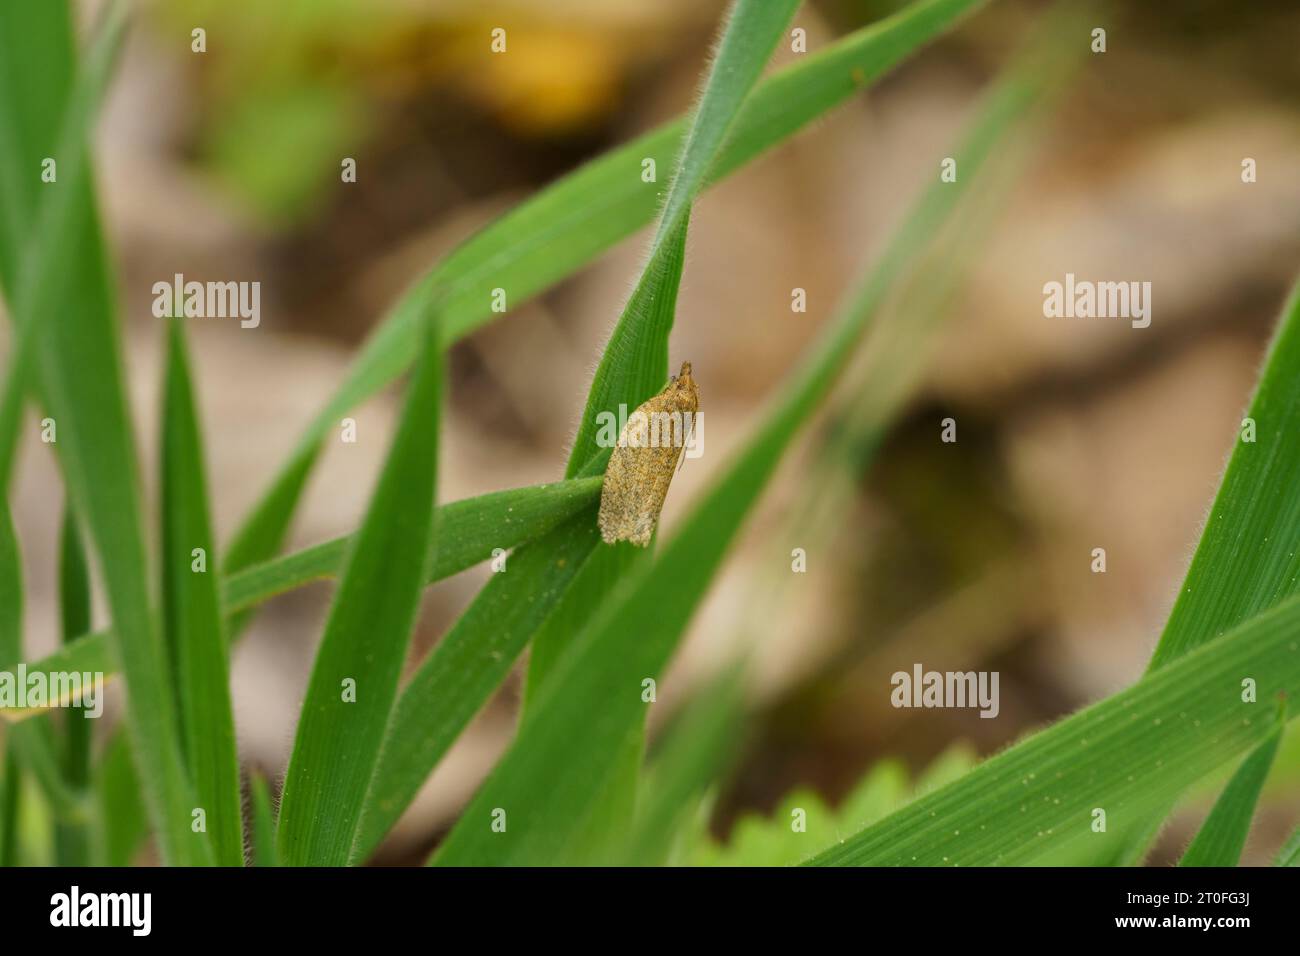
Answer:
[1179, 704, 1285, 867]
[250, 772, 278, 867]
[5, 477, 600, 717]
[8, 718, 85, 821]
[220, 445, 320, 627]
[160, 319, 243, 866]
[1126, 272, 1300, 850]
[53, 502, 92, 866]
[359, 0, 806, 862]
[0, 501, 86, 824]
[564, 0, 800, 478]
[352, 507, 601, 857]
[0, 0, 207, 865]
[808, 600, 1300, 866]
[221, 0, 991, 585]
[93, 734, 147, 866]
[0, 1, 126, 493]
[0, 751, 17, 865]
[276, 317, 442, 866]
[430, 18, 1051, 868]
[0, 485, 22, 866]
[1150, 281, 1300, 669]
[510, 0, 796, 864]
[620, 667, 747, 865]
[1275, 826, 1300, 866]
[223, 476, 600, 615]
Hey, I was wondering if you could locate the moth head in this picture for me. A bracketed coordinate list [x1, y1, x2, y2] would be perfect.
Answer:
[671, 361, 699, 410]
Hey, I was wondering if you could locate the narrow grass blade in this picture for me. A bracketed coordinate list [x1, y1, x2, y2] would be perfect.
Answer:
[358, 0, 805, 862]
[620, 666, 748, 865]
[1179, 704, 1285, 867]
[1275, 826, 1300, 866]
[160, 319, 243, 866]
[54, 502, 92, 865]
[250, 772, 278, 868]
[807, 598, 1300, 866]
[0, 751, 17, 865]
[0, 3, 127, 497]
[431, 20, 1051, 868]
[565, 0, 801, 478]
[7, 718, 86, 821]
[5, 477, 600, 718]
[0, 0, 207, 865]
[0, 501, 87, 826]
[223, 476, 600, 615]
[1150, 280, 1300, 669]
[353, 507, 601, 858]
[277, 317, 442, 866]
[1122, 272, 1300, 851]
[94, 734, 147, 867]
[512, 0, 797, 864]
[222, 0, 991, 589]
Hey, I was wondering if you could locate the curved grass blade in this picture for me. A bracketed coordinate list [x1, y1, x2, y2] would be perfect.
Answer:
[223, 476, 600, 615]
[430, 18, 1054, 867]
[276, 316, 442, 866]
[4, 477, 601, 719]
[808, 598, 1300, 866]
[160, 319, 243, 866]
[222, 0, 992, 588]
[1178, 703, 1285, 867]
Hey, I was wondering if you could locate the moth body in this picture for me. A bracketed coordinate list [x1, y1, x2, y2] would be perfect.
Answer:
[597, 362, 699, 546]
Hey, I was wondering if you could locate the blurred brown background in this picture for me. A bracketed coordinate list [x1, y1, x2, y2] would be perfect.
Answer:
[7, 0, 1300, 863]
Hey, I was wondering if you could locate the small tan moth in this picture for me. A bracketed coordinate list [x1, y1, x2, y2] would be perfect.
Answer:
[598, 361, 700, 546]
